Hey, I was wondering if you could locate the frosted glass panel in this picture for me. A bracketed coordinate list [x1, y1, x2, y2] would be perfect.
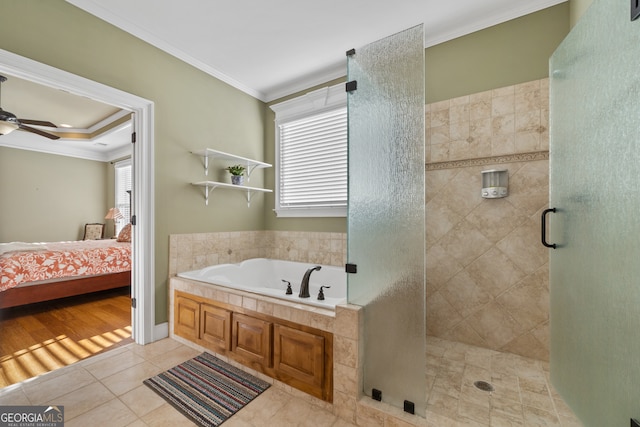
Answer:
[550, 0, 640, 425]
[347, 25, 425, 415]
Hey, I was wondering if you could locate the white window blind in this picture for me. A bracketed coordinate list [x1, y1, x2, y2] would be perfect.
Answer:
[114, 159, 132, 234]
[278, 107, 347, 215]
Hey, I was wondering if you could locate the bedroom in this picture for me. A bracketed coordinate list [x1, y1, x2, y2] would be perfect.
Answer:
[0, 79, 134, 385]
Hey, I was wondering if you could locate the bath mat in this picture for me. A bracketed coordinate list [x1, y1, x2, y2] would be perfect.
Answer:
[143, 352, 270, 427]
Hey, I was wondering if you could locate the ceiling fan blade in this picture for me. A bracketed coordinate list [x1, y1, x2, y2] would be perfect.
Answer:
[18, 124, 60, 140]
[18, 118, 57, 128]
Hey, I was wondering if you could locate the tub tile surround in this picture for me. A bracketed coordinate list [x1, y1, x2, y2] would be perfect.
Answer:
[169, 230, 347, 276]
[426, 78, 551, 362]
[169, 231, 425, 425]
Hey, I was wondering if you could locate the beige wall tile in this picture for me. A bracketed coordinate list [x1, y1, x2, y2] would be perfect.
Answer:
[334, 305, 361, 340]
[496, 218, 547, 275]
[450, 104, 469, 124]
[464, 248, 526, 298]
[334, 336, 358, 368]
[171, 79, 552, 368]
[467, 301, 526, 349]
[438, 221, 493, 268]
[470, 97, 492, 121]
[426, 292, 463, 336]
[440, 270, 492, 318]
[491, 134, 516, 155]
[492, 114, 515, 136]
[492, 94, 515, 117]
[426, 244, 464, 292]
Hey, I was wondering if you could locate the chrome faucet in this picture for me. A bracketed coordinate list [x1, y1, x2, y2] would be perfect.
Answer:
[299, 266, 321, 298]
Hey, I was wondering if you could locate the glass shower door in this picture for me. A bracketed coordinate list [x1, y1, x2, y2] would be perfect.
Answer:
[347, 25, 425, 415]
[549, 0, 640, 424]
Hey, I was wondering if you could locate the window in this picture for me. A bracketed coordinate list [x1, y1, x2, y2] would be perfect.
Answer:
[114, 159, 132, 234]
[271, 84, 347, 217]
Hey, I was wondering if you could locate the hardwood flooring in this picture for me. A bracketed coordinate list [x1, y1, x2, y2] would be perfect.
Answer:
[0, 287, 132, 388]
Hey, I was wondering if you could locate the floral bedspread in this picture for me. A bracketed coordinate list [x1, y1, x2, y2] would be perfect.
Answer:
[0, 240, 131, 292]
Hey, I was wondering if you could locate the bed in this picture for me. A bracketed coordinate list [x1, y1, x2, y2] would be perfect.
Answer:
[0, 239, 131, 309]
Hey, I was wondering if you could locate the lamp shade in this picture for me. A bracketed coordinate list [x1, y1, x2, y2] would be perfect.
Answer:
[105, 207, 124, 220]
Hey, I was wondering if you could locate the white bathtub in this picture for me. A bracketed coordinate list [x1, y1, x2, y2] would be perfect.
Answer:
[177, 258, 347, 309]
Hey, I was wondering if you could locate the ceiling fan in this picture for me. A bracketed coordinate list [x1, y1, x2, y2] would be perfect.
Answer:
[0, 75, 60, 140]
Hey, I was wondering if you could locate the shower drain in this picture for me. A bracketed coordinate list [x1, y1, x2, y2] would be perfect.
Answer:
[473, 380, 495, 392]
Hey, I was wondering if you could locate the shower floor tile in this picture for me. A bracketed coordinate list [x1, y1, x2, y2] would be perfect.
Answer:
[426, 336, 582, 426]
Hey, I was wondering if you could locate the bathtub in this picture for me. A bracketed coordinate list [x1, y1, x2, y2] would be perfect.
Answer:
[177, 258, 347, 309]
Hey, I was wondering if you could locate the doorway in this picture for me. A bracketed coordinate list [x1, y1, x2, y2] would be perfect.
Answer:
[0, 48, 155, 345]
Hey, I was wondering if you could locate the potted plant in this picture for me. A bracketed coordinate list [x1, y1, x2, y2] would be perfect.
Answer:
[226, 164, 246, 185]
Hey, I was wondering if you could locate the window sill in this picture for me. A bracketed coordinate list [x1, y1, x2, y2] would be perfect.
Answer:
[274, 207, 347, 218]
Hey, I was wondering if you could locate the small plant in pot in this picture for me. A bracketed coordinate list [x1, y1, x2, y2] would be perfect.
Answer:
[226, 164, 246, 185]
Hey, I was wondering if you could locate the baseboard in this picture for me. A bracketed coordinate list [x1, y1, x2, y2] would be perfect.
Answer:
[153, 322, 169, 341]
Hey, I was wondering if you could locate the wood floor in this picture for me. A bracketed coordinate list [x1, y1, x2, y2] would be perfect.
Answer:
[0, 287, 132, 388]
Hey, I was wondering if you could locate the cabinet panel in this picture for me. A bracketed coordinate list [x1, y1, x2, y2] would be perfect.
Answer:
[175, 295, 200, 341]
[200, 304, 232, 351]
[274, 324, 325, 398]
[232, 313, 272, 368]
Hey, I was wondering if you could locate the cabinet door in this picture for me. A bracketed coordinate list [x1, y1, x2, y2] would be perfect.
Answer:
[200, 304, 232, 351]
[174, 295, 200, 341]
[273, 324, 325, 398]
[232, 313, 272, 368]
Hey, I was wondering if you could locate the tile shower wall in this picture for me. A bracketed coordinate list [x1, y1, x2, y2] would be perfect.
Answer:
[168, 230, 347, 276]
[426, 78, 551, 361]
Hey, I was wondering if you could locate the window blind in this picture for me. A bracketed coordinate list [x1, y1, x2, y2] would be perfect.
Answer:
[114, 159, 132, 234]
[278, 107, 347, 210]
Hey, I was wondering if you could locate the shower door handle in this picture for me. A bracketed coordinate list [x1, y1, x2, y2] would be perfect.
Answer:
[541, 208, 557, 249]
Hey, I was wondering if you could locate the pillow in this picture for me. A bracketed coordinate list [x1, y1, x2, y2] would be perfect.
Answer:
[117, 223, 132, 242]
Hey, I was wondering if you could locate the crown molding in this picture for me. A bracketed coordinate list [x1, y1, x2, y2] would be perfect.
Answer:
[270, 82, 346, 123]
[264, 62, 346, 103]
[67, 0, 566, 103]
[66, 0, 265, 101]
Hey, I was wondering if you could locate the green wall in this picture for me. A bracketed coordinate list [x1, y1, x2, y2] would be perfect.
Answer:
[570, 0, 595, 26]
[425, 3, 570, 103]
[0, 147, 108, 242]
[0, 0, 266, 324]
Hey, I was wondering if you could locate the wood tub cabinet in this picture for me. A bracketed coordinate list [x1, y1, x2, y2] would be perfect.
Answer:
[174, 291, 333, 402]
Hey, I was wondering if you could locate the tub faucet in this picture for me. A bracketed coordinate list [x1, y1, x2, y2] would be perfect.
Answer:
[299, 266, 321, 298]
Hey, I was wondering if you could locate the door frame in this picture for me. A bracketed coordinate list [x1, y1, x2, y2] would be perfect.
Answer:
[0, 49, 156, 344]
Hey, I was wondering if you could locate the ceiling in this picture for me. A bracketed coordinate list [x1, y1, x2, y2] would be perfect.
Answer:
[1, 0, 565, 160]
[0, 73, 132, 162]
[67, 0, 566, 102]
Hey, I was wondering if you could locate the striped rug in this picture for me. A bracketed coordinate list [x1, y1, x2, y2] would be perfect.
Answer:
[143, 352, 271, 427]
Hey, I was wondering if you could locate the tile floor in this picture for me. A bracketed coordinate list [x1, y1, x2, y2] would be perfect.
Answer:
[426, 337, 582, 426]
[0, 337, 582, 426]
[0, 338, 355, 427]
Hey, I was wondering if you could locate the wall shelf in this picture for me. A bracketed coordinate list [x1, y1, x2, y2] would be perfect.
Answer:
[191, 148, 272, 206]
[192, 148, 271, 180]
[192, 181, 272, 207]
